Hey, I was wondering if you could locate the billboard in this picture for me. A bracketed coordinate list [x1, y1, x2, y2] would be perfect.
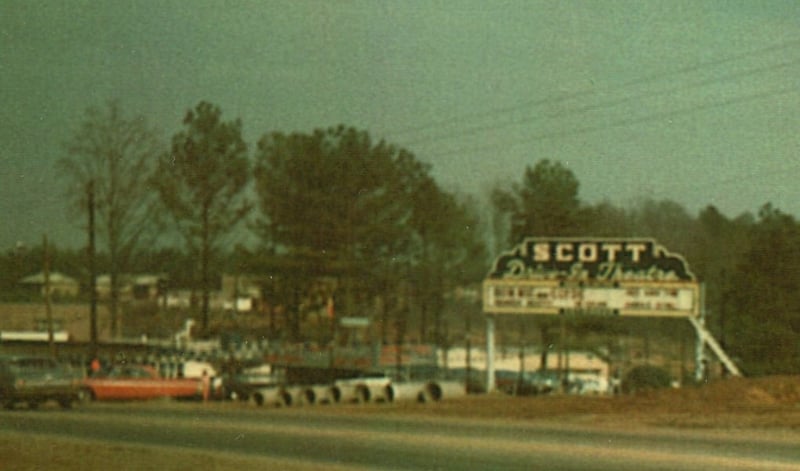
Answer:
[483, 238, 699, 317]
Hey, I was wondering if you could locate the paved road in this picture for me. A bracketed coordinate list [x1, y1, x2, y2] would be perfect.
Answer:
[1, 403, 798, 470]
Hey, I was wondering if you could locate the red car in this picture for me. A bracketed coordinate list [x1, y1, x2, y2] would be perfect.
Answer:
[83, 365, 202, 401]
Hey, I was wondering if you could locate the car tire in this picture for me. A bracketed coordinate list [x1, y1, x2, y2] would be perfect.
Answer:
[77, 388, 93, 403]
[252, 393, 264, 406]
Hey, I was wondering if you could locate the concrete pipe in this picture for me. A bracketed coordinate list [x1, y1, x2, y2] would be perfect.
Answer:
[364, 382, 392, 403]
[284, 386, 314, 406]
[333, 383, 375, 403]
[328, 385, 343, 404]
[303, 385, 335, 405]
[331, 383, 365, 403]
[386, 382, 428, 403]
[419, 381, 467, 403]
[252, 386, 291, 407]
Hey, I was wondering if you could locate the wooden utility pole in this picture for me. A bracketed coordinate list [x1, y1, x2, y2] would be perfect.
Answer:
[465, 311, 472, 393]
[43, 234, 55, 358]
[88, 181, 98, 359]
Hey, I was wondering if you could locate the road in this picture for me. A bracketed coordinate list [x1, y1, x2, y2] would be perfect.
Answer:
[1, 402, 798, 470]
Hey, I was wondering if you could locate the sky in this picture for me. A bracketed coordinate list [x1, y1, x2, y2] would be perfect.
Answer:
[1, 0, 799, 250]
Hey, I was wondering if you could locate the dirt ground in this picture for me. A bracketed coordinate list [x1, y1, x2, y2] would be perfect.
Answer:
[384, 375, 800, 429]
[2, 375, 799, 470]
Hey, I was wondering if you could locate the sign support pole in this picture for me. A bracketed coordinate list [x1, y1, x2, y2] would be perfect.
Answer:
[486, 314, 496, 392]
[694, 313, 706, 382]
[694, 283, 707, 382]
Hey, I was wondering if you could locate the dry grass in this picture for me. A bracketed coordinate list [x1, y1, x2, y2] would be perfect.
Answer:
[338, 375, 800, 429]
[0, 432, 368, 471]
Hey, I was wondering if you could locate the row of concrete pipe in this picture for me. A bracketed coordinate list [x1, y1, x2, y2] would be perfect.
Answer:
[251, 380, 466, 407]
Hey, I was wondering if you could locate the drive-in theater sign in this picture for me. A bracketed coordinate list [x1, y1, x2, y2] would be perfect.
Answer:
[483, 238, 698, 317]
[481, 238, 740, 390]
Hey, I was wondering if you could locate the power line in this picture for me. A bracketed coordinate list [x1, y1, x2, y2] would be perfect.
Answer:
[401, 58, 800, 147]
[386, 37, 800, 141]
[654, 162, 800, 196]
[424, 85, 797, 159]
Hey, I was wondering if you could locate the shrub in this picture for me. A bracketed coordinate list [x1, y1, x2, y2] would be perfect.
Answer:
[623, 365, 672, 393]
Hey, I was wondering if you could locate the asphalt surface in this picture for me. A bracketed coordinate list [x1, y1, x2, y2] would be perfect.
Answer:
[1, 402, 798, 470]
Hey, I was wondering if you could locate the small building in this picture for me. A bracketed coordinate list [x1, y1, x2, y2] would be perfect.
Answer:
[19, 272, 80, 298]
[96, 274, 166, 301]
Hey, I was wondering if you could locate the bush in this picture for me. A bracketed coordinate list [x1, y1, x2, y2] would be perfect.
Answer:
[623, 365, 672, 394]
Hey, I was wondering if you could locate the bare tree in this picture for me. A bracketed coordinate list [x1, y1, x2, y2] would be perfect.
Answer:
[60, 100, 162, 338]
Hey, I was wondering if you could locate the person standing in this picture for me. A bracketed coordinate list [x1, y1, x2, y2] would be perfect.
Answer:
[201, 369, 211, 403]
[90, 357, 101, 376]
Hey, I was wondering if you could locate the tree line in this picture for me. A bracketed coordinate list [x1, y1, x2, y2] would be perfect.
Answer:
[491, 160, 800, 376]
[29, 101, 485, 350]
[2, 100, 797, 376]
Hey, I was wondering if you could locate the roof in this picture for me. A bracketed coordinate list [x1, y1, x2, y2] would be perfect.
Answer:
[19, 272, 78, 285]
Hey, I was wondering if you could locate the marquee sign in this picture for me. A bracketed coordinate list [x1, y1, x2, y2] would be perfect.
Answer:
[483, 238, 699, 317]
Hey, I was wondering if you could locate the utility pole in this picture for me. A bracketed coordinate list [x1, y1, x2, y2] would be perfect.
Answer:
[88, 181, 98, 359]
[517, 318, 526, 396]
[43, 234, 55, 359]
[465, 309, 472, 393]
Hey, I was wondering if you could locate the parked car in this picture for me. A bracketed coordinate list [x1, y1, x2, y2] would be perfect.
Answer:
[494, 370, 523, 395]
[0, 355, 84, 410]
[495, 369, 560, 396]
[83, 364, 202, 401]
[444, 368, 487, 394]
[523, 370, 560, 394]
[574, 376, 609, 395]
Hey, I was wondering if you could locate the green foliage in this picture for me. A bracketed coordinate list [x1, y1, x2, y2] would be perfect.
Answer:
[254, 126, 417, 259]
[623, 365, 673, 393]
[492, 159, 582, 244]
[408, 178, 488, 342]
[254, 126, 428, 335]
[724, 204, 800, 375]
[253, 126, 488, 344]
[153, 102, 252, 331]
[155, 102, 251, 242]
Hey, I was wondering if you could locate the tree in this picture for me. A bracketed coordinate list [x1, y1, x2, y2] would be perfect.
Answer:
[491, 159, 582, 366]
[153, 102, 251, 332]
[726, 204, 800, 374]
[408, 178, 487, 344]
[492, 159, 582, 244]
[253, 126, 421, 319]
[628, 198, 697, 255]
[60, 100, 162, 337]
[579, 200, 633, 237]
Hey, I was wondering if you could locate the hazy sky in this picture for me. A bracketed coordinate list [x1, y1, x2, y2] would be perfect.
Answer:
[2, 0, 798, 250]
